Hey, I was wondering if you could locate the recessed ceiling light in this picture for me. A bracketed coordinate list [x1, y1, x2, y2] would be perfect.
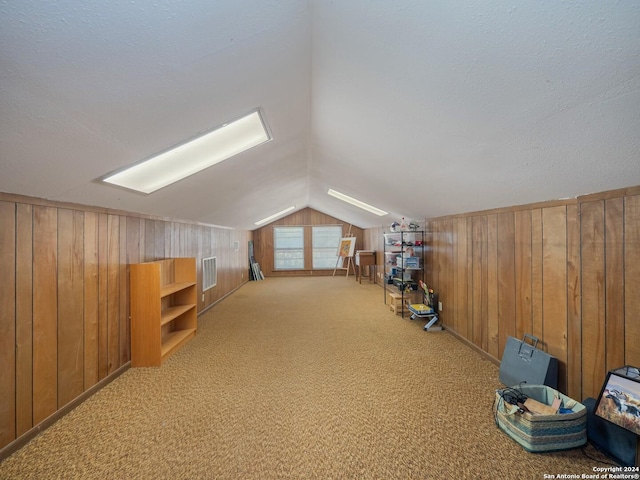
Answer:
[254, 206, 296, 226]
[327, 189, 388, 216]
[99, 108, 271, 194]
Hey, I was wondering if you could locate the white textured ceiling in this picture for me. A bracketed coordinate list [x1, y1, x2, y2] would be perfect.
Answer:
[1, 1, 639, 230]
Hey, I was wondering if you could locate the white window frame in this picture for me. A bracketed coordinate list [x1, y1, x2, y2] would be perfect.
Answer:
[274, 226, 305, 270]
[312, 225, 342, 269]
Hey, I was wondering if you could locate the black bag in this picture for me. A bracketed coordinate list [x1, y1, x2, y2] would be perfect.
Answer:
[499, 334, 558, 389]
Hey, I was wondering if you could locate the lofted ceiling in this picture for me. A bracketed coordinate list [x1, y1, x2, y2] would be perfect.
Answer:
[1, 1, 639, 231]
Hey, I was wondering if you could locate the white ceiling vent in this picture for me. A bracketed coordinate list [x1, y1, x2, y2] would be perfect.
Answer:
[203, 256, 217, 292]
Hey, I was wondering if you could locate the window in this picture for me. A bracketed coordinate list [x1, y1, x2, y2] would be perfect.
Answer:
[272, 224, 344, 271]
[274, 227, 304, 269]
[312, 226, 342, 269]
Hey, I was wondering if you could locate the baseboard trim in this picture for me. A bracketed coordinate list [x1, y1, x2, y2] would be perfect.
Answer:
[442, 325, 501, 367]
[0, 362, 130, 463]
[198, 280, 249, 316]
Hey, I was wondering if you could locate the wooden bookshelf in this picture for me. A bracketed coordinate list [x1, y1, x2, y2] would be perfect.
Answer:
[130, 257, 197, 367]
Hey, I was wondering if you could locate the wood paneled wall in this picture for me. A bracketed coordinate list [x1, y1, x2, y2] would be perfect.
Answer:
[252, 207, 364, 277]
[361, 226, 387, 284]
[0, 194, 250, 451]
[422, 187, 640, 401]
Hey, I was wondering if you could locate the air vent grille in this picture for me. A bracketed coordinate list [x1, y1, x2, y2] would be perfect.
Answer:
[203, 256, 217, 292]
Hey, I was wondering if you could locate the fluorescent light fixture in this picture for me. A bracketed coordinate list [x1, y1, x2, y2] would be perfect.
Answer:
[327, 189, 388, 216]
[100, 109, 271, 194]
[254, 206, 296, 226]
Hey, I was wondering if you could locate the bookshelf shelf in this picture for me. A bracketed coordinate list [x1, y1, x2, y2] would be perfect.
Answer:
[130, 258, 197, 367]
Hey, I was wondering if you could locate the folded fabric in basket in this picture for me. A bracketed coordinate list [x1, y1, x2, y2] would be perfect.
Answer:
[523, 397, 559, 415]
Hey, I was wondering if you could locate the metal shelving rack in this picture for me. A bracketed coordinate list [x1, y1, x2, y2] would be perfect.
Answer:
[383, 229, 425, 318]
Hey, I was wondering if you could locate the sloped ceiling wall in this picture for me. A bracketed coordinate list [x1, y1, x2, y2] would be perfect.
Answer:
[1, 1, 639, 230]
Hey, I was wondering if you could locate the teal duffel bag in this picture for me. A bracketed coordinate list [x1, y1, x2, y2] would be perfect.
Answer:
[494, 384, 587, 453]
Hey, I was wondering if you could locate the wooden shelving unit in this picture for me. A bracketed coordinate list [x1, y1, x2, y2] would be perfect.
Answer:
[130, 257, 197, 367]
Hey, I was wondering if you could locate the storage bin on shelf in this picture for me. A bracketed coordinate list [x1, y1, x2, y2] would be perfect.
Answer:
[401, 256, 419, 268]
[393, 278, 417, 291]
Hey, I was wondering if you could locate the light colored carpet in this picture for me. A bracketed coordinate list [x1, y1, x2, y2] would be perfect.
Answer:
[0, 277, 612, 479]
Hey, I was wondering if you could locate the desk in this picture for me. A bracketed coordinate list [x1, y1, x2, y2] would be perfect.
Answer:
[355, 251, 376, 284]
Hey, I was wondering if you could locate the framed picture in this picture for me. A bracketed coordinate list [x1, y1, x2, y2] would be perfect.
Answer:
[595, 366, 640, 436]
[337, 237, 356, 258]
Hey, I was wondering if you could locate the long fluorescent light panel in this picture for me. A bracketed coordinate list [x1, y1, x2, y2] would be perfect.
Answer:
[101, 109, 271, 194]
[327, 189, 388, 216]
[254, 206, 296, 226]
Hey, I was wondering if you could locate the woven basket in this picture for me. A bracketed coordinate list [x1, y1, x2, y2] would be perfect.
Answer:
[494, 384, 587, 453]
